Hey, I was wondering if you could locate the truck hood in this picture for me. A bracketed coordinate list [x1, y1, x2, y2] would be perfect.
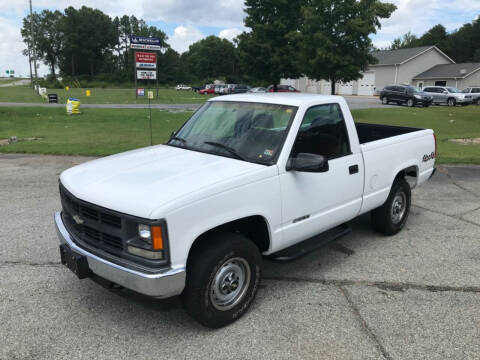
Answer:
[60, 145, 268, 219]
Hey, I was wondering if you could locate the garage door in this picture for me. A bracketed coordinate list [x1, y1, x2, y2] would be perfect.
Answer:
[357, 72, 375, 96]
[338, 82, 353, 95]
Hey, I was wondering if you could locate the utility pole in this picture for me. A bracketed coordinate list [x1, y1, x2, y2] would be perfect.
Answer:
[27, 44, 33, 88]
[29, 0, 38, 92]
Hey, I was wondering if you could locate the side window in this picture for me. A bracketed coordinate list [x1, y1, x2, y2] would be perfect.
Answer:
[472, 88, 480, 94]
[291, 104, 351, 160]
[462, 88, 471, 93]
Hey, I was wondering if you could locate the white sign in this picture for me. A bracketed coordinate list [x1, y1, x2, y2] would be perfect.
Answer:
[130, 43, 162, 51]
[137, 70, 157, 80]
[147, 91, 154, 99]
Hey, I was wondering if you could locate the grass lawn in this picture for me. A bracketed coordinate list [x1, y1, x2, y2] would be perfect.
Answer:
[0, 86, 214, 104]
[352, 105, 480, 164]
[0, 107, 190, 156]
[0, 105, 479, 163]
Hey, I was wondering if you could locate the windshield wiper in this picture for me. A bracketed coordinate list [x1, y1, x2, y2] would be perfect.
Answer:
[169, 136, 187, 145]
[203, 141, 246, 161]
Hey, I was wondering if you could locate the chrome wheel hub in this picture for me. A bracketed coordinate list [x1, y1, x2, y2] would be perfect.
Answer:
[391, 192, 406, 224]
[210, 257, 251, 311]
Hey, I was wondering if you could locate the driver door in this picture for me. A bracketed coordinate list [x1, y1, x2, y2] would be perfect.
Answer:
[279, 104, 364, 248]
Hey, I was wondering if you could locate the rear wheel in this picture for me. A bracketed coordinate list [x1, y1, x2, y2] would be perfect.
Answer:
[371, 177, 411, 236]
[476, 99, 480, 105]
[447, 98, 456, 107]
[182, 232, 262, 328]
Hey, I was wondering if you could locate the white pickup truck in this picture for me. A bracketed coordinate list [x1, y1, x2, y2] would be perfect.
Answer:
[55, 94, 436, 328]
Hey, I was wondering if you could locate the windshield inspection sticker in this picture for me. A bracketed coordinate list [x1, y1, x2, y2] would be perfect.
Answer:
[264, 149, 274, 157]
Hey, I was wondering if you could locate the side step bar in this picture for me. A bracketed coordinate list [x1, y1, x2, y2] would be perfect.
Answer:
[268, 223, 352, 262]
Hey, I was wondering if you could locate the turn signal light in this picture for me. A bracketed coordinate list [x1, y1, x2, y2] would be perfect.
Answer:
[151, 226, 164, 250]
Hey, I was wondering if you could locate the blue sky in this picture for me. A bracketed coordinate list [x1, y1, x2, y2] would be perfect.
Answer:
[0, 0, 478, 76]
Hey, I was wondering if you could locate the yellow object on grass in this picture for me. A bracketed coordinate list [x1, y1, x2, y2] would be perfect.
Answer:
[65, 86, 70, 91]
[66, 98, 81, 115]
[86, 89, 91, 97]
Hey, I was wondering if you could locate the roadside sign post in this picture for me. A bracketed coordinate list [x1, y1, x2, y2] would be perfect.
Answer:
[130, 35, 160, 99]
[148, 91, 154, 145]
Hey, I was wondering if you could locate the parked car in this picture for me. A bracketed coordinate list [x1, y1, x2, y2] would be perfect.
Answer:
[380, 85, 433, 107]
[267, 85, 300, 92]
[226, 84, 250, 94]
[55, 93, 436, 328]
[176, 84, 192, 91]
[247, 87, 267, 93]
[462, 87, 480, 105]
[214, 84, 227, 95]
[199, 85, 215, 95]
[191, 85, 204, 92]
[422, 86, 472, 106]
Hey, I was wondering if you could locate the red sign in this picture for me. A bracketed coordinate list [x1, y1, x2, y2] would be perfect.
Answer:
[136, 52, 156, 63]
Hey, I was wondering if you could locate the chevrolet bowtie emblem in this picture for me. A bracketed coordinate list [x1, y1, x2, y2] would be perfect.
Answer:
[72, 214, 84, 225]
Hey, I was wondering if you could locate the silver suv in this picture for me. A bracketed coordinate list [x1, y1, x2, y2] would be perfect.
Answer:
[423, 86, 472, 106]
[462, 87, 480, 105]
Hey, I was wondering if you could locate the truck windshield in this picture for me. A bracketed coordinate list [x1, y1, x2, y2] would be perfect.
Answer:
[167, 101, 298, 165]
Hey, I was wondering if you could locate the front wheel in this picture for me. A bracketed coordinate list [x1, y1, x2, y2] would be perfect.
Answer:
[182, 233, 262, 328]
[447, 98, 456, 107]
[381, 96, 389, 105]
[407, 98, 414, 107]
[371, 177, 411, 235]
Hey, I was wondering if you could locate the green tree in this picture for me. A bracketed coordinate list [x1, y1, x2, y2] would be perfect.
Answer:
[21, 10, 63, 79]
[296, 0, 396, 94]
[237, 0, 303, 89]
[184, 36, 237, 81]
[390, 31, 419, 50]
[417, 24, 447, 47]
[60, 6, 117, 76]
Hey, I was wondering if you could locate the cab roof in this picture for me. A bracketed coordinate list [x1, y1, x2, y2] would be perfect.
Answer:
[208, 93, 344, 107]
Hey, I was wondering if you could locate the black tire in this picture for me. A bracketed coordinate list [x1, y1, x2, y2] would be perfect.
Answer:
[182, 232, 262, 328]
[371, 177, 411, 236]
[381, 96, 389, 105]
[476, 99, 480, 105]
[447, 98, 456, 107]
[407, 98, 414, 107]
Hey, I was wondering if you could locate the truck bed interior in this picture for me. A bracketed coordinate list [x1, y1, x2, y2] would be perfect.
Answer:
[355, 123, 421, 144]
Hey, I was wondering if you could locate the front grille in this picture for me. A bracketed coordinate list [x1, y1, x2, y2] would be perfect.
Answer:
[60, 185, 124, 254]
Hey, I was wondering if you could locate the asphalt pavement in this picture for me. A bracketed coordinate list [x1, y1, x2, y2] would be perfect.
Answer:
[0, 95, 391, 111]
[1, 154, 479, 360]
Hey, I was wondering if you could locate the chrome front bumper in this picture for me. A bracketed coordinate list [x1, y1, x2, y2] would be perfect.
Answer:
[54, 212, 186, 298]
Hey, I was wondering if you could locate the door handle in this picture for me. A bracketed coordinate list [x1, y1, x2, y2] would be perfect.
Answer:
[349, 165, 359, 174]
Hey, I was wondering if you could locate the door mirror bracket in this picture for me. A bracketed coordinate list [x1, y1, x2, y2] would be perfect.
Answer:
[286, 153, 329, 173]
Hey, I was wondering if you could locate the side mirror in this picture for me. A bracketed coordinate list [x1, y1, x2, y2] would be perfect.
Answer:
[443, 90, 448, 94]
[286, 153, 329, 173]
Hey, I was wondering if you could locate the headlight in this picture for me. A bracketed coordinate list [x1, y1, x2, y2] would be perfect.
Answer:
[414, 95, 422, 99]
[127, 223, 166, 260]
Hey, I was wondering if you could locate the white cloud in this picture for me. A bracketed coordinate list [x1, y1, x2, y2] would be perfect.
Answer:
[218, 28, 243, 42]
[0, 16, 48, 77]
[142, 0, 245, 27]
[168, 25, 204, 54]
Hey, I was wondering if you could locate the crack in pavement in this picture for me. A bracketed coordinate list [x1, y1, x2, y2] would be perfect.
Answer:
[439, 166, 479, 199]
[339, 285, 393, 360]
[413, 204, 480, 228]
[263, 276, 480, 294]
[0, 260, 61, 267]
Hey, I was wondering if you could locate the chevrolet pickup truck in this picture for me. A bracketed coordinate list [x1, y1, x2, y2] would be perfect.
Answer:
[55, 93, 436, 328]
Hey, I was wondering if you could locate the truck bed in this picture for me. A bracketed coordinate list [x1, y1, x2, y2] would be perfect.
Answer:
[355, 123, 421, 144]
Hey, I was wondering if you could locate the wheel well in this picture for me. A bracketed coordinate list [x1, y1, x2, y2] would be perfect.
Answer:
[187, 216, 270, 264]
[394, 166, 418, 186]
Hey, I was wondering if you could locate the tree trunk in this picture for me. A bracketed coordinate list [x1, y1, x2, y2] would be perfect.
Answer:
[71, 55, 75, 76]
[50, 59, 56, 80]
[330, 79, 336, 95]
